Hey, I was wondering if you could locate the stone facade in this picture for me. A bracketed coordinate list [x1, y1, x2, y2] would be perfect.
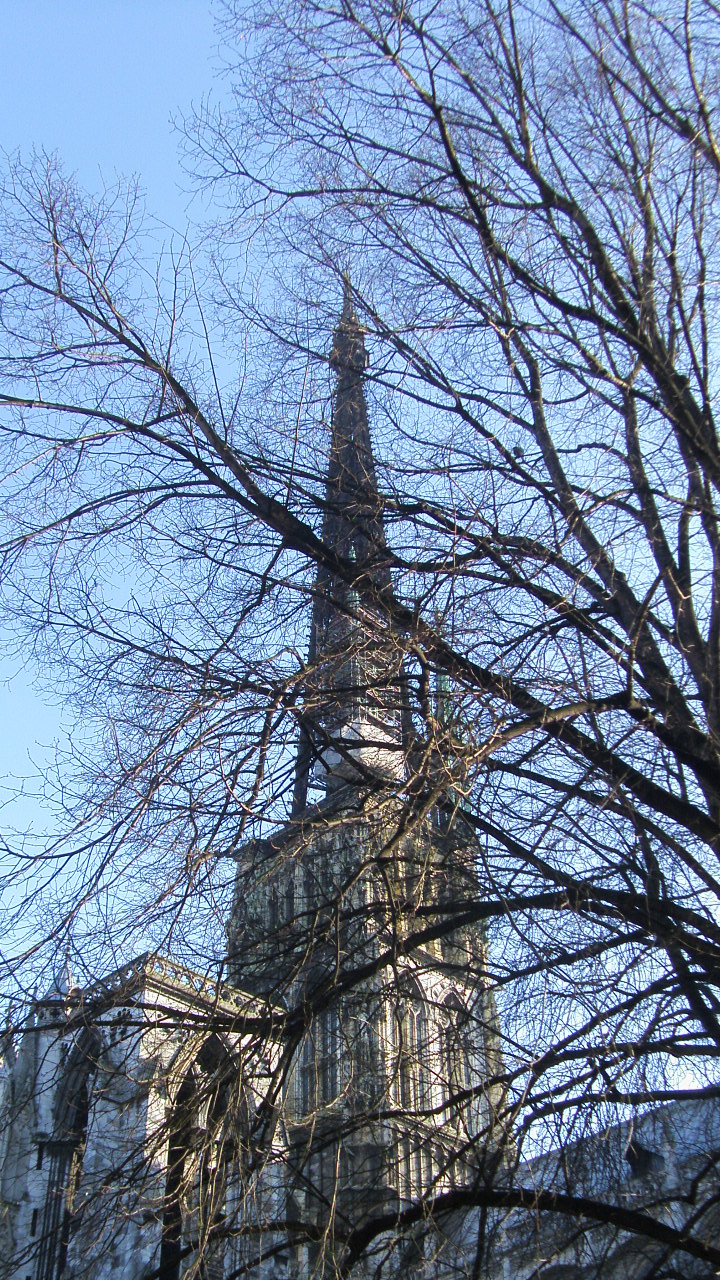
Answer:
[487, 1096, 720, 1279]
[224, 797, 504, 1276]
[0, 956, 287, 1280]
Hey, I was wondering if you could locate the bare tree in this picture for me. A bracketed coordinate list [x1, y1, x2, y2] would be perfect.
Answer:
[3, 0, 720, 1275]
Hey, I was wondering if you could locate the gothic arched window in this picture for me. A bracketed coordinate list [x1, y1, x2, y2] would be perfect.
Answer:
[35, 1029, 101, 1280]
[159, 1037, 245, 1280]
[297, 1005, 341, 1117]
[442, 994, 472, 1107]
[440, 994, 478, 1186]
[391, 983, 434, 1198]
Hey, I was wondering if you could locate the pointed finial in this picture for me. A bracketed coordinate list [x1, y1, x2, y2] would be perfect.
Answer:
[341, 273, 356, 322]
[45, 953, 74, 1000]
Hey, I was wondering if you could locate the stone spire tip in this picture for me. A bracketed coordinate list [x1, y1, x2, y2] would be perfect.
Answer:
[331, 277, 367, 373]
[341, 274, 356, 322]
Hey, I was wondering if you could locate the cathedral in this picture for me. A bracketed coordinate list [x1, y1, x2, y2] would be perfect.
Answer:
[0, 293, 506, 1280]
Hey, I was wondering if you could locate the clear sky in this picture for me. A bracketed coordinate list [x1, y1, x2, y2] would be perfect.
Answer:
[0, 1, 219, 830]
[0, 0, 217, 228]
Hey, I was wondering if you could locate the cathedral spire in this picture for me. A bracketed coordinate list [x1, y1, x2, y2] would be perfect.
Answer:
[320, 278, 390, 586]
[292, 285, 403, 813]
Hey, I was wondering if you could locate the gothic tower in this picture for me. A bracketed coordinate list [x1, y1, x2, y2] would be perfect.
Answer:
[0, 290, 504, 1280]
[228, 286, 505, 1277]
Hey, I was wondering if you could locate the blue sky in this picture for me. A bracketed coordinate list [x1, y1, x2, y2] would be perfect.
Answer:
[0, 2, 219, 829]
[1, 1, 216, 228]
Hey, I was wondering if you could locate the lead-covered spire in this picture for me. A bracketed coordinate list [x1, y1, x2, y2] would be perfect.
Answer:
[292, 285, 404, 812]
